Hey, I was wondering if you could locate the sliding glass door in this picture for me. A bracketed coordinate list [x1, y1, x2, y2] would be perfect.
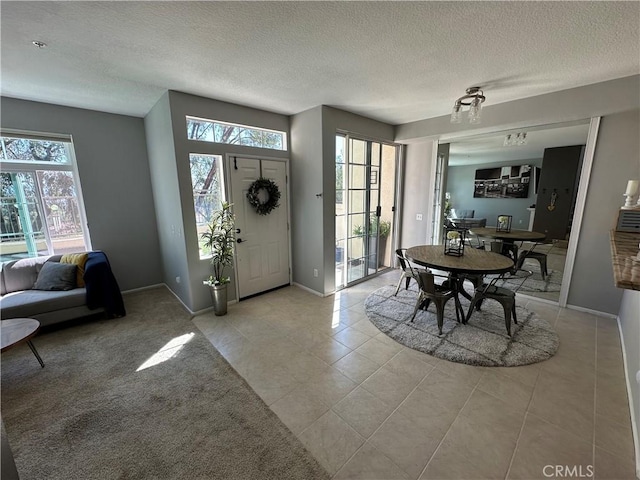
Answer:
[335, 134, 398, 289]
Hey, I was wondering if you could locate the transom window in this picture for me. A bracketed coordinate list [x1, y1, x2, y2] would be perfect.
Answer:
[0, 133, 91, 261]
[189, 154, 226, 259]
[186, 116, 286, 151]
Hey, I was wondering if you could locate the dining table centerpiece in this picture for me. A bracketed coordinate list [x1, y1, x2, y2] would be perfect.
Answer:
[496, 215, 513, 233]
[444, 227, 466, 257]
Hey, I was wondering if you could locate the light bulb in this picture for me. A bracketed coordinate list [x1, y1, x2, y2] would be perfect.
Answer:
[518, 132, 527, 145]
[468, 97, 482, 124]
[450, 103, 462, 124]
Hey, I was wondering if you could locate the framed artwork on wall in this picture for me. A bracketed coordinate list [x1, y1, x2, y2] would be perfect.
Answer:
[473, 164, 531, 198]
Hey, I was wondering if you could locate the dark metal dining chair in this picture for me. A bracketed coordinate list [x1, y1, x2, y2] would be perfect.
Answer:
[411, 271, 461, 335]
[464, 269, 533, 336]
[489, 240, 519, 263]
[515, 243, 549, 279]
[394, 248, 428, 296]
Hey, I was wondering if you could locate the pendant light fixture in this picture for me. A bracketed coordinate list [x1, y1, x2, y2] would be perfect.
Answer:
[451, 87, 486, 124]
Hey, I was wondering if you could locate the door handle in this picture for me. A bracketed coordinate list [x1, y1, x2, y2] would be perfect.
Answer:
[237, 238, 244, 243]
[236, 229, 241, 234]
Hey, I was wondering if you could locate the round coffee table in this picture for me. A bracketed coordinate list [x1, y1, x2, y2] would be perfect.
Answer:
[1, 318, 45, 368]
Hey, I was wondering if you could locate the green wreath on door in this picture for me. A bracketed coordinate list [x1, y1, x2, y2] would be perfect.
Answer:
[246, 177, 281, 215]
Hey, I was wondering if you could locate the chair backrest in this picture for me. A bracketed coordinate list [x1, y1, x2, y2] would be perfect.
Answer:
[395, 248, 413, 274]
[416, 271, 437, 294]
[489, 241, 503, 254]
[483, 269, 533, 295]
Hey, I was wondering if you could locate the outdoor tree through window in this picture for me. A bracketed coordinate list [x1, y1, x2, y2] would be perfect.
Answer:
[186, 116, 286, 151]
[0, 134, 90, 260]
[189, 154, 225, 259]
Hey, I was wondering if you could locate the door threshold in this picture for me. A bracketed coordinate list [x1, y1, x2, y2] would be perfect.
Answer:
[239, 283, 290, 301]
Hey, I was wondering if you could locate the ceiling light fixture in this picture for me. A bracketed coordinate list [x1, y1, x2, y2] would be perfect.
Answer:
[451, 87, 486, 124]
[504, 132, 527, 146]
[32, 40, 47, 48]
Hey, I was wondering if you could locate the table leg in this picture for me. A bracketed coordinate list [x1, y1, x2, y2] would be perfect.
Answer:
[502, 241, 518, 263]
[449, 274, 466, 323]
[27, 340, 44, 368]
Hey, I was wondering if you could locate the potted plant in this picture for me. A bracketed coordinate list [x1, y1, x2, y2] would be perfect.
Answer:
[353, 218, 392, 268]
[201, 202, 235, 315]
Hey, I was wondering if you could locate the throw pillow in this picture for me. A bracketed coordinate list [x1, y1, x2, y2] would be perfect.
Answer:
[33, 262, 77, 291]
[60, 252, 89, 287]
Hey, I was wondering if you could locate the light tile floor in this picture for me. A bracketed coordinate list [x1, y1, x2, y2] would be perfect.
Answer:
[193, 269, 637, 480]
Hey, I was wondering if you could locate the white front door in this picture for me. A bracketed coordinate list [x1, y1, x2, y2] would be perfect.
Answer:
[230, 156, 290, 299]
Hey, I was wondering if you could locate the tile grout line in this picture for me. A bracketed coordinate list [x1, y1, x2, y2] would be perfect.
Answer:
[328, 347, 435, 479]
[504, 361, 543, 479]
[324, 326, 407, 478]
[416, 370, 483, 480]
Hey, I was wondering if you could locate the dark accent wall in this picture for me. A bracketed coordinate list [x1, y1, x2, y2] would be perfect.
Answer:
[0, 97, 163, 291]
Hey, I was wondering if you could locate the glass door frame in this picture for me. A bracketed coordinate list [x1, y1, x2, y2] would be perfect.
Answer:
[335, 132, 400, 290]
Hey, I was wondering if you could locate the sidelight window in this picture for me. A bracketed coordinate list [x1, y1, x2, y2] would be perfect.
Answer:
[189, 154, 226, 259]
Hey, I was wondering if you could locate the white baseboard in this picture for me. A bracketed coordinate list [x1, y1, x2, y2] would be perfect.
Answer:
[566, 303, 617, 319]
[292, 282, 330, 297]
[516, 292, 559, 306]
[121, 283, 165, 295]
[125, 283, 239, 318]
[190, 299, 238, 318]
[616, 315, 640, 480]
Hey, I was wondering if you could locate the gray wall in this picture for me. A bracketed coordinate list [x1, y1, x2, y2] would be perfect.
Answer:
[144, 93, 188, 302]
[290, 106, 324, 293]
[568, 109, 640, 312]
[400, 141, 436, 248]
[152, 90, 290, 312]
[619, 288, 640, 478]
[446, 158, 543, 229]
[0, 97, 162, 291]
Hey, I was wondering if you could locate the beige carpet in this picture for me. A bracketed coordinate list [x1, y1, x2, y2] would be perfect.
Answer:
[1, 287, 328, 480]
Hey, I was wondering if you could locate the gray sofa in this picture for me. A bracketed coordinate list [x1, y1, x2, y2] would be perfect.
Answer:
[449, 209, 487, 229]
[0, 253, 123, 326]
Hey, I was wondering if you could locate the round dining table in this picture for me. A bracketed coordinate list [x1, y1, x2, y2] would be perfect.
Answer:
[468, 227, 546, 243]
[468, 227, 546, 262]
[406, 245, 515, 310]
[406, 245, 515, 276]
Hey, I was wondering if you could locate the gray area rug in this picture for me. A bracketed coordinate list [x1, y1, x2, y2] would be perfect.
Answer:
[364, 284, 559, 367]
[1, 287, 328, 480]
[506, 261, 562, 293]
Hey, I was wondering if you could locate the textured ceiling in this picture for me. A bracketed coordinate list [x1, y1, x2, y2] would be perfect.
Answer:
[1, 1, 639, 124]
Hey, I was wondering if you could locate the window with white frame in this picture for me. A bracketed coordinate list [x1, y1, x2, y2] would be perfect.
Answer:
[189, 154, 226, 259]
[0, 132, 91, 260]
[186, 116, 286, 151]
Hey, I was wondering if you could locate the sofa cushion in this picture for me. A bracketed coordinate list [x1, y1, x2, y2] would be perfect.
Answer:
[33, 262, 77, 291]
[60, 253, 88, 287]
[0, 288, 87, 319]
[1, 256, 52, 294]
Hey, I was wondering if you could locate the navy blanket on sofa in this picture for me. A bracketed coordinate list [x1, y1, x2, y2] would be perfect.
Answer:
[84, 251, 126, 317]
